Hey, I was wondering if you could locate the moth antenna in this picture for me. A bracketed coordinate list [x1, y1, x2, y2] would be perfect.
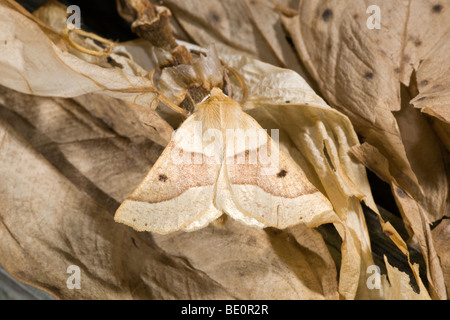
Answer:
[221, 60, 248, 105]
[148, 69, 189, 116]
[62, 27, 115, 57]
[198, 93, 211, 104]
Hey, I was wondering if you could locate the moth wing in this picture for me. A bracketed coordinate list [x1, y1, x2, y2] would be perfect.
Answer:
[219, 113, 333, 229]
[114, 116, 222, 234]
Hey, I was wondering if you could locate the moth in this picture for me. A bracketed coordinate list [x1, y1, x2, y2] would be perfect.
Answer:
[114, 88, 332, 234]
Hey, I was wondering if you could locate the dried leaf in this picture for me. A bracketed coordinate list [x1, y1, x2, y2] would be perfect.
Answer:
[0, 0, 158, 109]
[412, 33, 450, 124]
[73, 93, 173, 147]
[155, 0, 309, 79]
[0, 85, 162, 204]
[154, 220, 339, 299]
[283, 1, 449, 221]
[392, 186, 447, 300]
[431, 219, 450, 295]
[0, 0, 179, 147]
[281, 0, 449, 299]
[395, 85, 448, 222]
[382, 256, 430, 300]
[351, 142, 444, 299]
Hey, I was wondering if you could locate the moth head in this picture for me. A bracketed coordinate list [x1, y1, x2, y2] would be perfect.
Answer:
[195, 87, 229, 107]
[195, 87, 241, 111]
[210, 87, 227, 99]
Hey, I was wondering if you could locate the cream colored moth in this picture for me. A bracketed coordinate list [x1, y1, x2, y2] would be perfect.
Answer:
[114, 88, 333, 234]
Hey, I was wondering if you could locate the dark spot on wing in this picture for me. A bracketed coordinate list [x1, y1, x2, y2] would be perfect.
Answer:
[353, 14, 359, 19]
[432, 4, 443, 13]
[364, 72, 374, 79]
[321, 8, 333, 22]
[414, 39, 422, 47]
[417, 96, 427, 101]
[285, 100, 290, 103]
[277, 169, 287, 178]
[403, 55, 410, 62]
[159, 174, 168, 182]
[394, 67, 401, 73]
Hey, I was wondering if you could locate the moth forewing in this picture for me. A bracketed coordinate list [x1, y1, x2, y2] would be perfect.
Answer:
[222, 107, 333, 229]
[114, 113, 222, 234]
[203, 88, 333, 229]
